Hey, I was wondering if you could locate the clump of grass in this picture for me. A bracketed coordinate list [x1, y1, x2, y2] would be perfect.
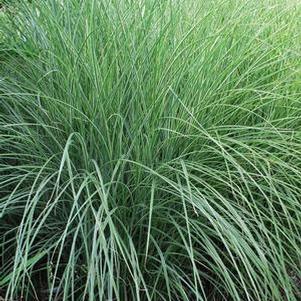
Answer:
[0, 0, 301, 300]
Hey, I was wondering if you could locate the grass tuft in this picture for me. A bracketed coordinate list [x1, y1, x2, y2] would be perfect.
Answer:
[0, 0, 301, 300]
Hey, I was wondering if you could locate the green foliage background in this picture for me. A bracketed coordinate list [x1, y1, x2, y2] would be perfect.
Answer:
[0, 0, 300, 300]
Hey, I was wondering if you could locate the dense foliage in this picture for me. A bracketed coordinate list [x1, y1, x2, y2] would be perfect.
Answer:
[0, 1, 300, 300]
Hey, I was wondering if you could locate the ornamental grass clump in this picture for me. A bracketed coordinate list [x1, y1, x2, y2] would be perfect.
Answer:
[0, 0, 300, 300]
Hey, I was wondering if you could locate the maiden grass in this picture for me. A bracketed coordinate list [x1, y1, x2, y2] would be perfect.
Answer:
[0, 0, 301, 300]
